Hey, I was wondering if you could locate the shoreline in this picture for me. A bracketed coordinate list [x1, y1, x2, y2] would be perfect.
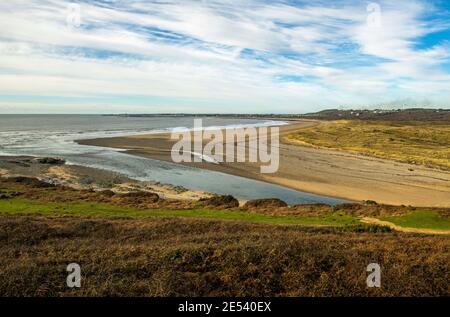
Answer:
[0, 155, 214, 202]
[76, 119, 450, 207]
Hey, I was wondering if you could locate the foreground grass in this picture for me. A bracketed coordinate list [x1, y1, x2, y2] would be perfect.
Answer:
[287, 120, 450, 169]
[1, 215, 449, 296]
[381, 210, 450, 231]
[0, 198, 359, 226]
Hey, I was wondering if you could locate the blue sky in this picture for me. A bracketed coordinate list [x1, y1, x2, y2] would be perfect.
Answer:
[0, 0, 449, 113]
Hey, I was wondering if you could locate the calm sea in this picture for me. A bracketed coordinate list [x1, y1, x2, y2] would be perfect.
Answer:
[0, 114, 344, 205]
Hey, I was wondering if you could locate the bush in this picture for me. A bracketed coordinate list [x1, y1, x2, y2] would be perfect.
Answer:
[243, 198, 288, 210]
[198, 195, 239, 209]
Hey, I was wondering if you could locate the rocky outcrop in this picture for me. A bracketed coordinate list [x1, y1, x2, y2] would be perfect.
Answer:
[34, 157, 66, 165]
[5, 176, 55, 188]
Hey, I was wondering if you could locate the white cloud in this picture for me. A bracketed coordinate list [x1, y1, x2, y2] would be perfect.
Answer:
[0, 0, 449, 113]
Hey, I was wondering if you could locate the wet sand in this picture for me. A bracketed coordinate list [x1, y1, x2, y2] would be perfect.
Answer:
[77, 120, 450, 207]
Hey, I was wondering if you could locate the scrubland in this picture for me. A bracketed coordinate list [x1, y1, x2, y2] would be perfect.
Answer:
[0, 177, 449, 296]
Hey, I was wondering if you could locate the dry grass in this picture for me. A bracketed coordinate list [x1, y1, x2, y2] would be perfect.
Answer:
[0, 215, 449, 297]
[287, 120, 450, 170]
[1, 178, 449, 297]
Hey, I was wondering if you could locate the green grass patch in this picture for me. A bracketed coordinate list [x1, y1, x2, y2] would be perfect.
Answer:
[0, 198, 359, 226]
[381, 210, 450, 231]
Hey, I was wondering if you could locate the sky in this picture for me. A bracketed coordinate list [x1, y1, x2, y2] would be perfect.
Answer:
[0, 0, 449, 114]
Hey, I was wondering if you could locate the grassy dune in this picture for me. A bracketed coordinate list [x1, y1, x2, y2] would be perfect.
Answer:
[287, 120, 450, 169]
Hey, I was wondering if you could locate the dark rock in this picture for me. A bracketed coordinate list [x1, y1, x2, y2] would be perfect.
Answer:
[199, 195, 239, 209]
[6, 176, 55, 188]
[243, 198, 288, 210]
[7, 160, 30, 167]
[35, 157, 66, 165]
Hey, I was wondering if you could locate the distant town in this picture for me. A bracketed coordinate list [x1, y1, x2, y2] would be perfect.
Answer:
[105, 108, 450, 122]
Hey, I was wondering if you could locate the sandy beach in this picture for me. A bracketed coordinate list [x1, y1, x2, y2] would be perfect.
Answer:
[77, 120, 450, 207]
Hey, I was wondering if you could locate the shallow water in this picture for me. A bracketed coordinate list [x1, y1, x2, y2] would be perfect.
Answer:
[0, 115, 345, 205]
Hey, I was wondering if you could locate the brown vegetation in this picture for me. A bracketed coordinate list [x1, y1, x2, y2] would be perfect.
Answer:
[198, 195, 240, 209]
[243, 198, 288, 210]
[2, 177, 449, 218]
[1, 177, 197, 210]
[0, 216, 449, 296]
[1, 176, 449, 296]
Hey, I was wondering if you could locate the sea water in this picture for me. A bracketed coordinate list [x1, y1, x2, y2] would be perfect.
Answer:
[0, 115, 344, 205]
